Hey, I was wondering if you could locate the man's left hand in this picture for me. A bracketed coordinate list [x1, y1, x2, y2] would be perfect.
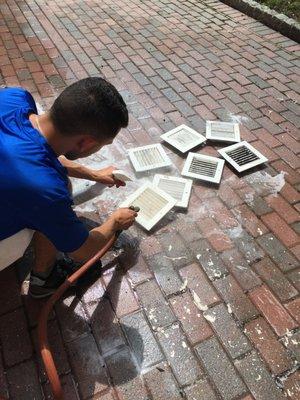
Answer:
[92, 166, 126, 188]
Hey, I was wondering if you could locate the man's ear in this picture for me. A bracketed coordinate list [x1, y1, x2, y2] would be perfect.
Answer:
[77, 135, 97, 151]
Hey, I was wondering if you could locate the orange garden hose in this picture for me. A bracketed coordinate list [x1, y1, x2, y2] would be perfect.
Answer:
[0, 237, 116, 400]
[0, 208, 138, 400]
[37, 234, 117, 400]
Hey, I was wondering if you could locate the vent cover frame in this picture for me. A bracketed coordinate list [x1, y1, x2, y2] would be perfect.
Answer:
[128, 143, 172, 172]
[161, 124, 206, 153]
[206, 120, 240, 143]
[153, 174, 193, 209]
[218, 141, 268, 172]
[181, 152, 225, 184]
[120, 183, 176, 231]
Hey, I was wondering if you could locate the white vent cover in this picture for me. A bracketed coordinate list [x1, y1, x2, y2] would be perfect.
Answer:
[181, 152, 225, 184]
[128, 144, 172, 172]
[161, 124, 206, 153]
[218, 141, 268, 172]
[206, 120, 240, 142]
[120, 183, 176, 231]
[153, 174, 193, 209]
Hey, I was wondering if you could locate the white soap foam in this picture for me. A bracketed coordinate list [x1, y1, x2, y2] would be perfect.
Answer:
[228, 113, 249, 124]
[246, 171, 286, 196]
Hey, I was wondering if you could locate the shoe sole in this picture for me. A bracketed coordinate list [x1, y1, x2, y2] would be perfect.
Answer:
[28, 288, 56, 299]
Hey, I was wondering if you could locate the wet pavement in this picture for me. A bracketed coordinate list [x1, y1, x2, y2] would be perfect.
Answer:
[0, 0, 299, 399]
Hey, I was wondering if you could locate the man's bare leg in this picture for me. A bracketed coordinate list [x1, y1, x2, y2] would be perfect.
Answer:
[32, 232, 57, 276]
[29, 232, 68, 298]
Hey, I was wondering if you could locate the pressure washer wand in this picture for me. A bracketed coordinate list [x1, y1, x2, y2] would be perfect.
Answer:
[116, 205, 140, 237]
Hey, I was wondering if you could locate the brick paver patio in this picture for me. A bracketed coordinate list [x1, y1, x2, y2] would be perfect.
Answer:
[0, 0, 299, 399]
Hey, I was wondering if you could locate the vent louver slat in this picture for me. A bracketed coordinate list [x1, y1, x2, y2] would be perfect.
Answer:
[158, 180, 186, 200]
[226, 146, 259, 165]
[212, 130, 236, 139]
[135, 148, 164, 166]
[133, 188, 168, 220]
[161, 124, 206, 153]
[218, 141, 268, 172]
[182, 153, 224, 184]
[188, 159, 217, 177]
[128, 144, 172, 172]
[206, 121, 240, 142]
[170, 130, 198, 145]
[120, 184, 176, 230]
[153, 174, 192, 208]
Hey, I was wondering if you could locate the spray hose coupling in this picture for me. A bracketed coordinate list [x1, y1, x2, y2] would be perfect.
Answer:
[115, 205, 140, 237]
[129, 205, 140, 212]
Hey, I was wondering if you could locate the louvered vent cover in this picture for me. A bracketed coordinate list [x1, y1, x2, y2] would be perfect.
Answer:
[128, 144, 172, 172]
[161, 124, 206, 153]
[153, 174, 192, 209]
[120, 184, 176, 231]
[206, 121, 240, 142]
[182, 152, 225, 183]
[218, 141, 268, 172]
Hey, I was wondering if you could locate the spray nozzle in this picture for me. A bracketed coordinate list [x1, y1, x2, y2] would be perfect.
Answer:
[129, 206, 140, 212]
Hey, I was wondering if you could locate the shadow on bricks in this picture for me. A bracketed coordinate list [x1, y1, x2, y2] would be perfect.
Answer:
[61, 230, 145, 389]
[14, 224, 145, 396]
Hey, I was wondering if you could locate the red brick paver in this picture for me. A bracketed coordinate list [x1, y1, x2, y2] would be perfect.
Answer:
[0, 0, 299, 399]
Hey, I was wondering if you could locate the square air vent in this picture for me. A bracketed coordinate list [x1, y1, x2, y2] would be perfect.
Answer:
[161, 124, 206, 153]
[181, 152, 225, 184]
[206, 120, 240, 142]
[218, 141, 268, 172]
[128, 144, 172, 172]
[120, 183, 176, 231]
[153, 174, 193, 209]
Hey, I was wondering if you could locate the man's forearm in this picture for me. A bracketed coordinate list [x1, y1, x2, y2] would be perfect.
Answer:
[59, 155, 97, 180]
[69, 208, 136, 262]
[69, 217, 117, 262]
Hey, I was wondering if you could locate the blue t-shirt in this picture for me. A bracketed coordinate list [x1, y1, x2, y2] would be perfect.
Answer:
[0, 87, 89, 252]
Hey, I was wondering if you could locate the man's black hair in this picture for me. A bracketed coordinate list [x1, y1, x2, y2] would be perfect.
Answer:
[50, 77, 128, 139]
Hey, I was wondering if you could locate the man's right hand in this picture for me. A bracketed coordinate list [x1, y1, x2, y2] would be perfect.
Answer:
[70, 207, 138, 262]
[109, 207, 138, 231]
